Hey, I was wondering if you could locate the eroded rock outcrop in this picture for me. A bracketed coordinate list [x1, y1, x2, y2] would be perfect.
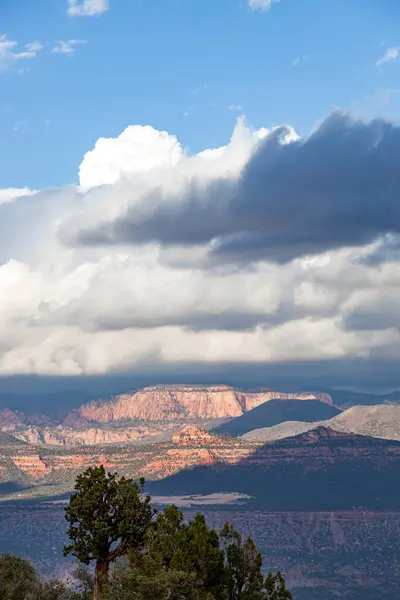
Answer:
[1, 427, 257, 485]
[12, 451, 52, 480]
[1, 426, 399, 506]
[14, 423, 179, 447]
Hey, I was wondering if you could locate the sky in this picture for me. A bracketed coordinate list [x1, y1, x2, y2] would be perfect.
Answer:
[0, 0, 400, 390]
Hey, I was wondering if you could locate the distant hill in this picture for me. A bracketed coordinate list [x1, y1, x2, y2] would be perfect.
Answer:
[242, 420, 315, 442]
[212, 399, 341, 437]
[149, 426, 400, 511]
[327, 404, 400, 440]
[243, 404, 400, 443]
[328, 389, 400, 408]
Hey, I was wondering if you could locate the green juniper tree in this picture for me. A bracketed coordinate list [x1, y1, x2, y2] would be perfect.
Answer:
[220, 522, 265, 600]
[143, 506, 225, 599]
[264, 572, 293, 600]
[64, 466, 155, 600]
[0, 554, 80, 600]
[63, 467, 293, 600]
[0, 554, 39, 600]
[105, 563, 208, 600]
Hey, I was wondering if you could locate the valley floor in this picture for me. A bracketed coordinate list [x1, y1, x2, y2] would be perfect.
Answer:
[0, 502, 398, 600]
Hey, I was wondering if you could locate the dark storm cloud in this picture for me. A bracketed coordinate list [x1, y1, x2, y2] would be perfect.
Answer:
[343, 298, 400, 332]
[1, 357, 399, 418]
[71, 111, 400, 264]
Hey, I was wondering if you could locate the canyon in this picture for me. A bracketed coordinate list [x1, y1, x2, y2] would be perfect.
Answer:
[1, 424, 400, 511]
[0, 425, 259, 499]
[1, 400, 399, 600]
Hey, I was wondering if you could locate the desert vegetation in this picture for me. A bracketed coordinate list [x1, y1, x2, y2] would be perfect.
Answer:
[0, 466, 292, 600]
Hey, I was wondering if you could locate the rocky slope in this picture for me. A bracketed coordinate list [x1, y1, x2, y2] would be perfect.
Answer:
[243, 404, 400, 442]
[327, 404, 400, 439]
[243, 420, 317, 442]
[67, 385, 332, 424]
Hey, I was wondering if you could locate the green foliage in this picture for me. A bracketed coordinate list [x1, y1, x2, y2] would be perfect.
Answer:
[72, 564, 94, 600]
[220, 523, 265, 600]
[2, 467, 293, 600]
[0, 554, 80, 600]
[144, 507, 225, 599]
[264, 572, 293, 600]
[64, 466, 154, 564]
[105, 561, 211, 600]
[64, 466, 155, 598]
[0, 553, 39, 600]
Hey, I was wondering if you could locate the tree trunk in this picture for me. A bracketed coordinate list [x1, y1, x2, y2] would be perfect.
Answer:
[93, 559, 109, 600]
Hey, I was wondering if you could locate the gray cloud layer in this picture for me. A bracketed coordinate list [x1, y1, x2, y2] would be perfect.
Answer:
[72, 112, 400, 264]
[0, 114, 399, 383]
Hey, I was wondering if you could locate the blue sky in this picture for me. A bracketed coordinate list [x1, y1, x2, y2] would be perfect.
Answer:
[1, 0, 400, 190]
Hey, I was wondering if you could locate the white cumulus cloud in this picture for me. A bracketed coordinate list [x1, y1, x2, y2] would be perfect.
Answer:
[52, 40, 87, 56]
[376, 47, 400, 67]
[0, 35, 42, 73]
[0, 188, 33, 205]
[0, 115, 400, 382]
[248, 0, 280, 11]
[68, 0, 109, 17]
[79, 126, 184, 188]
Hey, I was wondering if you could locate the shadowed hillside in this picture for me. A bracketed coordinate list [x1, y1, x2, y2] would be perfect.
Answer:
[243, 404, 400, 442]
[212, 399, 341, 437]
[149, 426, 400, 511]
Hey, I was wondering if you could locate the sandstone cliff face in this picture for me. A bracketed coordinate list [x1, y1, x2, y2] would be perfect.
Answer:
[0, 426, 257, 486]
[143, 425, 254, 478]
[12, 451, 52, 480]
[14, 422, 179, 447]
[71, 385, 332, 423]
[172, 425, 225, 446]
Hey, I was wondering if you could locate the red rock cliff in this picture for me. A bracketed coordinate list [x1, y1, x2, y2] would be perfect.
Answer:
[71, 385, 332, 423]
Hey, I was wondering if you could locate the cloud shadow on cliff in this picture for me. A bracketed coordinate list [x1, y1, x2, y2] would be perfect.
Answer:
[147, 429, 400, 511]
